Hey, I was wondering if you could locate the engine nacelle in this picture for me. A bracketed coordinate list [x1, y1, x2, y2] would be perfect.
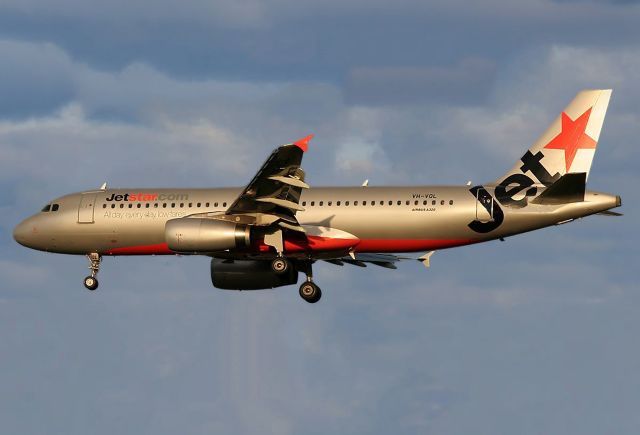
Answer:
[211, 259, 298, 290]
[165, 218, 250, 253]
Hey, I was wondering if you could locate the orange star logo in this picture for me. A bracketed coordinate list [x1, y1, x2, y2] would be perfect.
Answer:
[544, 108, 597, 172]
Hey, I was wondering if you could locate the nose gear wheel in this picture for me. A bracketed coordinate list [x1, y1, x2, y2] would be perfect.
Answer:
[83, 253, 101, 291]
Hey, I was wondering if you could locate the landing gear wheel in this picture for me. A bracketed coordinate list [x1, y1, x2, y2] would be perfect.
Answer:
[299, 282, 322, 303]
[271, 257, 290, 274]
[84, 276, 99, 291]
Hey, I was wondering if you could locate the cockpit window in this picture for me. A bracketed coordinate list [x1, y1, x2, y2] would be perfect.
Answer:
[51, 204, 60, 212]
[41, 204, 51, 212]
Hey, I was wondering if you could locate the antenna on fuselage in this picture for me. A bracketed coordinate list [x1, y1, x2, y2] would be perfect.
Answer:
[100, 182, 108, 190]
[361, 179, 369, 187]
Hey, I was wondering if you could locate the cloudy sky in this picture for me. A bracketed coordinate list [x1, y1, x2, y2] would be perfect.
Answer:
[1, 0, 639, 433]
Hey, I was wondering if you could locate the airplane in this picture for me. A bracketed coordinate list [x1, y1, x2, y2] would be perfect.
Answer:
[13, 89, 622, 303]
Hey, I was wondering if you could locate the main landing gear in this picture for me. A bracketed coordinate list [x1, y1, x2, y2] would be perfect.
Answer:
[271, 256, 291, 274]
[298, 261, 321, 304]
[84, 253, 101, 291]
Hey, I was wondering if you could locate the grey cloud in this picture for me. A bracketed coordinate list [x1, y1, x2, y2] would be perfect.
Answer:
[345, 58, 496, 106]
[554, 0, 640, 4]
[1, 0, 639, 82]
[0, 40, 74, 117]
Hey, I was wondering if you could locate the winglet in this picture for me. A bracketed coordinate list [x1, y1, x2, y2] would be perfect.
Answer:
[293, 134, 314, 152]
[418, 251, 435, 268]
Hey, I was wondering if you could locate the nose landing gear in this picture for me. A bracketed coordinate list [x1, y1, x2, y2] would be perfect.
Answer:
[83, 253, 101, 291]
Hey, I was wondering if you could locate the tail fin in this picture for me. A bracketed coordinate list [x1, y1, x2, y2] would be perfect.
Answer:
[497, 89, 612, 186]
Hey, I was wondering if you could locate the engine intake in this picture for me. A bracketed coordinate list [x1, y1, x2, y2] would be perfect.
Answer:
[165, 218, 250, 253]
[211, 259, 298, 290]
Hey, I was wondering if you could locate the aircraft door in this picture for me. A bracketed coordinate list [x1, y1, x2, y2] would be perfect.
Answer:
[78, 193, 98, 223]
[475, 188, 494, 222]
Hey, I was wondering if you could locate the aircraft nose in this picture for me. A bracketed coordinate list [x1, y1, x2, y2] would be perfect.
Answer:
[13, 219, 31, 246]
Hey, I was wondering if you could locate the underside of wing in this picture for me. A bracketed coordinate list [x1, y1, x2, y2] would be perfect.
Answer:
[323, 251, 436, 269]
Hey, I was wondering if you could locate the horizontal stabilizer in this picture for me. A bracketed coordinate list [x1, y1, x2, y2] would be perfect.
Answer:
[532, 172, 586, 205]
[596, 210, 623, 217]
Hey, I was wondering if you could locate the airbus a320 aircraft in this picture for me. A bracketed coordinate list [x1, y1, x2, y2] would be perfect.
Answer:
[14, 90, 622, 303]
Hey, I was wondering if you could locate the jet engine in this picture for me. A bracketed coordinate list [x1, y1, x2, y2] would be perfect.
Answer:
[165, 218, 250, 253]
[211, 259, 299, 290]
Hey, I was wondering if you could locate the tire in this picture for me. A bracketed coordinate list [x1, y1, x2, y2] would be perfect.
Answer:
[271, 257, 289, 274]
[299, 282, 321, 303]
[84, 276, 98, 291]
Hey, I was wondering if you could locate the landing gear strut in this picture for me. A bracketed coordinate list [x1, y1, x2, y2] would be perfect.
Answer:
[84, 253, 101, 291]
[298, 261, 321, 303]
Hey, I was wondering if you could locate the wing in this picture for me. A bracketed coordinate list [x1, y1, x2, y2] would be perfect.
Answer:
[223, 135, 313, 231]
[324, 251, 436, 269]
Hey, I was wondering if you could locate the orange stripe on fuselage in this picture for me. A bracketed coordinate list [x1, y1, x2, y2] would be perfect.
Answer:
[104, 243, 174, 255]
[102, 238, 476, 256]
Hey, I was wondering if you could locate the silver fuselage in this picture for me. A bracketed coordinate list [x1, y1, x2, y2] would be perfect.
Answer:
[13, 186, 621, 256]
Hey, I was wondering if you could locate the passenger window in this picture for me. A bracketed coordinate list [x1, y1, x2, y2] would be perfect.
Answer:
[197, 202, 201, 207]
[128, 204, 133, 208]
[206, 202, 210, 207]
[41, 204, 51, 212]
[405, 200, 410, 205]
[319, 201, 324, 206]
[310, 201, 315, 206]
[146, 203, 150, 208]
[423, 200, 427, 205]
[397, 200, 401, 205]
[188, 203, 192, 208]
[336, 201, 340, 206]
[380, 201, 384, 205]
[154, 203, 158, 208]
[354, 201, 358, 206]
[363, 201, 367, 206]
[388, 200, 392, 205]
[51, 204, 59, 211]
[223, 202, 227, 207]
[440, 200, 445, 205]
[180, 203, 184, 208]
[449, 200, 454, 205]
[302, 201, 307, 206]
[102, 204, 107, 209]
[163, 203, 167, 208]
[171, 203, 176, 208]
[111, 204, 115, 209]
[120, 204, 124, 208]
[346, 201, 350, 206]
[214, 202, 218, 207]
[432, 200, 436, 205]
